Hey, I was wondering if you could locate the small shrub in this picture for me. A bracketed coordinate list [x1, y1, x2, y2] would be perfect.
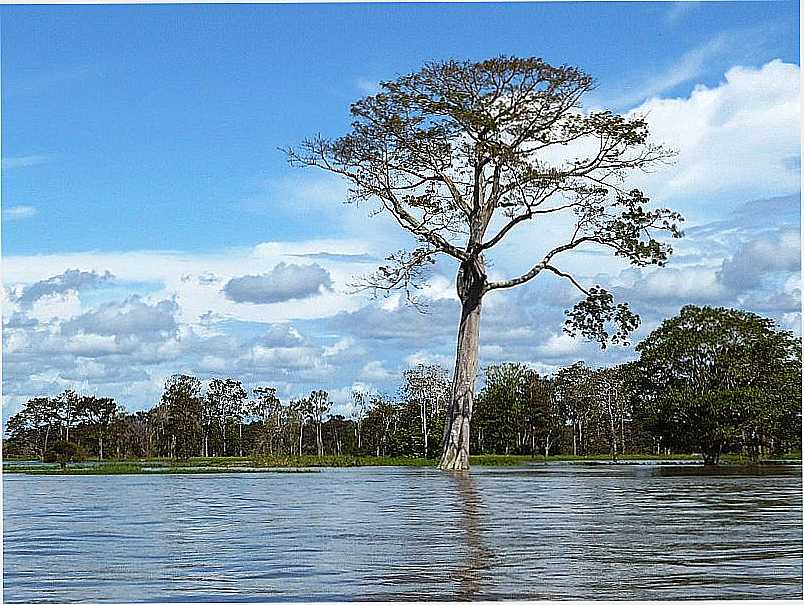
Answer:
[43, 441, 85, 470]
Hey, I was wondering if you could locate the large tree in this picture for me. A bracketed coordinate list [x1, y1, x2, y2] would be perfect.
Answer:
[76, 395, 120, 460]
[161, 374, 204, 459]
[206, 378, 248, 457]
[634, 305, 802, 464]
[287, 56, 682, 470]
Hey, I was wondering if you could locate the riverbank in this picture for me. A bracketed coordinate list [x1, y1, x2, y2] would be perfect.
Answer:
[3, 452, 800, 474]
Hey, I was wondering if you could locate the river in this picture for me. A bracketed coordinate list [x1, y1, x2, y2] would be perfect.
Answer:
[3, 464, 802, 601]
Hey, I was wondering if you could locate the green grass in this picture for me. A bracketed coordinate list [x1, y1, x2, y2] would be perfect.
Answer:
[5, 451, 799, 474]
[469, 453, 703, 465]
[250, 454, 436, 468]
[3, 461, 318, 475]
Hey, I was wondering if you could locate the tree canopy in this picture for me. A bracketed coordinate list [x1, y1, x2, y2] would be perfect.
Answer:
[287, 56, 683, 341]
[634, 305, 802, 464]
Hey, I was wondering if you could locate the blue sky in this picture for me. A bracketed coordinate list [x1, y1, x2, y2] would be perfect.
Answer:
[2, 2, 800, 418]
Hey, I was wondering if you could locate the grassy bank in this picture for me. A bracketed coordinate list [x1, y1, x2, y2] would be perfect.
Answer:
[2, 460, 319, 475]
[4, 452, 799, 475]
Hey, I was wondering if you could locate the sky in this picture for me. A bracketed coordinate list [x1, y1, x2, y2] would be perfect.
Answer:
[2, 1, 801, 420]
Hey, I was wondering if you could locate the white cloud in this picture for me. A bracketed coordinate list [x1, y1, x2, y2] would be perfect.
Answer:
[627, 34, 730, 105]
[3, 205, 38, 220]
[359, 360, 396, 381]
[223, 263, 333, 304]
[665, 1, 700, 24]
[629, 266, 727, 303]
[630, 60, 800, 206]
[537, 333, 581, 358]
[355, 78, 380, 95]
[1, 156, 46, 170]
[28, 291, 84, 324]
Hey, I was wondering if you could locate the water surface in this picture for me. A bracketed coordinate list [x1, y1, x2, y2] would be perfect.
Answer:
[4, 464, 802, 601]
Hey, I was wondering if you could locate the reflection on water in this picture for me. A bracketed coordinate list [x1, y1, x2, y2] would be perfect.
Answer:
[3, 464, 802, 602]
[453, 471, 494, 600]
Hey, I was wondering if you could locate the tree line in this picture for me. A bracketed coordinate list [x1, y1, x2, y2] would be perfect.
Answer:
[4, 306, 801, 464]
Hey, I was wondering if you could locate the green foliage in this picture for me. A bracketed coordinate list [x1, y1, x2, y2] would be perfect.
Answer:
[287, 55, 683, 348]
[634, 305, 802, 464]
[158, 374, 204, 459]
[474, 364, 562, 457]
[44, 440, 85, 469]
[5, 306, 798, 467]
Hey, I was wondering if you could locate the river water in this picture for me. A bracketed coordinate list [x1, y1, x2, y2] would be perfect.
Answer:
[3, 464, 802, 602]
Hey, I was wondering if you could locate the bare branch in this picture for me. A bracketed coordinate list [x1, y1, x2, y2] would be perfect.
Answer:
[543, 265, 590, 296]
[485, 237, 593, 291]
[348, 247, 439, 312]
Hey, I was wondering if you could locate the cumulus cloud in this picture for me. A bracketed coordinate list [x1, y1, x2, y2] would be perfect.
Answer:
[3, 61, 801, 421]
[62, 297, 179, 342]
[259, 323, 304, 347]
[630, 60, 800, 205]
[718, 229, 801, 290]
[359, 360, 396, 381]
[627, 266, 727, 304]
[223, 262, 333, 304]
[13, 268, 114, 307]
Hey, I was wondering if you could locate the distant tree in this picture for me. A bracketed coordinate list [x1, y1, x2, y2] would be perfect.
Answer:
[324, 415, 354, 456]
[308, 390, 331, 457]
[588, 366, 633, 461]
[288, 56, 682, 469]
[6, 397, 58, 459]
[206, 378, 247, 456]
[289, 398, 310, 455]
[52, 390, 80, 442]
[475, 363, 529, 454]
[522, 373, 561, 458]
[399, 364, 451, 458]
[365, 395, 400, 457]
[161, 374, 203, 459]
[350, 390, 369, 452]
[635, 306, 802, 465]
[252, 386, 283, 454]
[124, 411, 151, 458]
[44, 440, 84, 470]
[77, 395, 120, 460]
[553, 362, 595, 456]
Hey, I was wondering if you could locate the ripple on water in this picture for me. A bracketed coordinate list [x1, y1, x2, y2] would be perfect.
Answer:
[3, 464, 802, 602]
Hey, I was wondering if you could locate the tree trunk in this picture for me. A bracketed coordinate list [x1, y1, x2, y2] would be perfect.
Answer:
[421, 402, 428, 458]
[703, 442, 722, 465]
[439, 259, 485, 471]
[239, 423, 243, 457]
[607, 394, 618, 462]
[99, 435, 104, 460]
[43, 424, 52, 460]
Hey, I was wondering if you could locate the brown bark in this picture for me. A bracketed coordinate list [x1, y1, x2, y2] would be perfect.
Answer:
[439, 258, 485, 471]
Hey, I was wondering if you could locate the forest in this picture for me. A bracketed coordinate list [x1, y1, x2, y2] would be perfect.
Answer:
[5, 305, 801, 466]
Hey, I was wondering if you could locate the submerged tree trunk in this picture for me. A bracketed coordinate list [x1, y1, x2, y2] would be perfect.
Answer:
[439, 259, 485, 471]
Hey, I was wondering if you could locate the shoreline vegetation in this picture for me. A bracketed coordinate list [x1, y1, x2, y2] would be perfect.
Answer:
[4, 452, 800, 475]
